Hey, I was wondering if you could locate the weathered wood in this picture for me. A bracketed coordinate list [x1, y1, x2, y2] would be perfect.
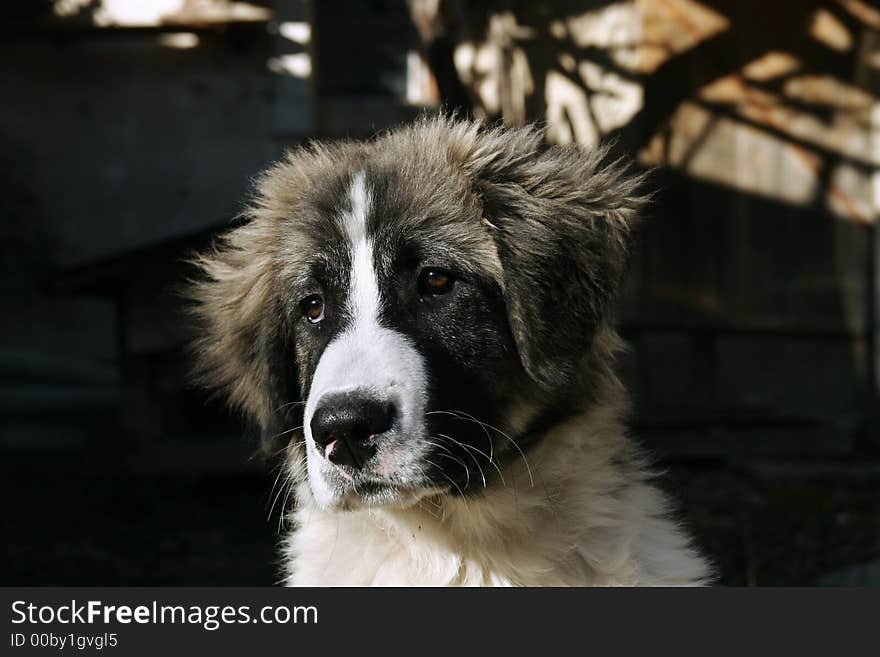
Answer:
[860, 29, 880, 446]
[639, 426, 857, 460]
[622, 328, 867, 456]
[271, 0, 314, 137]
[25, 1, 878, 470]
[864, 205, 880, 446]
[312, 0, 419, 137]
[619, 171, 872, 336]
[0, 33, 279, 266]
[312, 0, 413, 99]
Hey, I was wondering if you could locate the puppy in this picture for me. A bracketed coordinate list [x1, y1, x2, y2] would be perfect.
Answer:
[189, 117, 711, 586]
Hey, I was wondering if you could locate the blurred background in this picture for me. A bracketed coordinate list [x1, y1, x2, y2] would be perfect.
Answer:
[1, 0, 878, 586]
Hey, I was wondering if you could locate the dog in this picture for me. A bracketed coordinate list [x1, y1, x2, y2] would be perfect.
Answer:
[189, 116, 711, 586]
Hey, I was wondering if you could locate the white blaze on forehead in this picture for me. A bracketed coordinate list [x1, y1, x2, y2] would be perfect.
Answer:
[303, 171, 428, 507]
[343, 171, 381, 327]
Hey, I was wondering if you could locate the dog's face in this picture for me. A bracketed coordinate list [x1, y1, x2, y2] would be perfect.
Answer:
[190, 118, 644, 509]
[292, 168, 525, 508]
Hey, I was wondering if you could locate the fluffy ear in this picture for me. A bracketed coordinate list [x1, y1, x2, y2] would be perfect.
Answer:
[186, 224, 300, 446]
[186, 143, 351, 451]
[447, 121, 647, 389]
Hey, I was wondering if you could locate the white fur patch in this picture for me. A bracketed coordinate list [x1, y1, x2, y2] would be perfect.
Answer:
[344, 171, 381, 326]
[303, 172, 428, 508]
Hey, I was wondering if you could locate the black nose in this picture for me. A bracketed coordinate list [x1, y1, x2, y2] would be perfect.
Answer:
[310, 393, 396, 468]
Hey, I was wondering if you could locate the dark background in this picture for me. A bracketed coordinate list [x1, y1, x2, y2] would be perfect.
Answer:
[1, 0, 878, 586]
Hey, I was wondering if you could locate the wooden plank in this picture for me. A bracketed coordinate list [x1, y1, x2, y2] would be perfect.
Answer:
[312, 0, 413, 99]
[123, 262, 193, 355]
[2, 2, 271, 34]
[270, 0, 314, 137]
[639, 425, 857, 460]
[0, 34, 277, 266]
[868, 206, 880, 446]
[135, 440, 263, 474]
[622, 329, 867, 457]
[620, 171, 871, 336]
[844, 24, 880, 448]
[714, 334, 866, 424]
[311, 0, 421, 137]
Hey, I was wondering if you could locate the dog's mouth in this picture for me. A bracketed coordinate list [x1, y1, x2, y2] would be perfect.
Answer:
[333, 476, 446, 510]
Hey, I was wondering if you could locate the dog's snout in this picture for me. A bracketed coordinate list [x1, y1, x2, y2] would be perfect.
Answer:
[310, 393, 396, 468]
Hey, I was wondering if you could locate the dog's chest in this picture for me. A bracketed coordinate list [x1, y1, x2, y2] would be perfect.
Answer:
[284, 509, 525, 586]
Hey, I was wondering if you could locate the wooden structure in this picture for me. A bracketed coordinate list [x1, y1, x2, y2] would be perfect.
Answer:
[27, 0, 431, 471]
[6, 1, 878, 471]
[422, 0, 880, 457]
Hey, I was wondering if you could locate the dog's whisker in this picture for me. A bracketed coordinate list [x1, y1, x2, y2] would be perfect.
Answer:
[268, 424, 304, 442]
[268, 452, 308, 532]
[497, 432, 535, 489]
[411, 465, 444, 519]
[271, 400, 307, 415]
[423, 438, 454, 456]
[424, 458, 466, 500]
[431, 409, 535, 488]
[266, 463, 287, 518]
[261, 440, 297, 460]
[438, 432, 505, 488]
[432, 451, 473, 490]
[425, 438, 471, 489]
[275, 480, 289, 534]
[437, 433, 487, 488]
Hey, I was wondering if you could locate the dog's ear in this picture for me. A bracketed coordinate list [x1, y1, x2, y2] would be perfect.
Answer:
[186, 225, 300, 451]
[447, 121, 647, 389]
[186, 143, 351, 453]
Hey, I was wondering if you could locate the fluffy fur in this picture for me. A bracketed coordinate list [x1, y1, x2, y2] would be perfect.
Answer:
[189, 116, 711, 586]
[283, 361, 709, 586]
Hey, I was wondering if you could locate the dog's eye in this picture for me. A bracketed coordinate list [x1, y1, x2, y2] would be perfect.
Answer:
[300, 295, 325, 323]
[418, 269, 455, 296]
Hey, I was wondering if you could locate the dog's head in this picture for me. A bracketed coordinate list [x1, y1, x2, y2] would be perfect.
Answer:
[189, 118, 645, 509]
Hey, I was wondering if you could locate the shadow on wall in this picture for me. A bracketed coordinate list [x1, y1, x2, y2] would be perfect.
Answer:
[411, 0, 879, 455]
[409, 1, 880, 583]
[424, 0, 878, 221]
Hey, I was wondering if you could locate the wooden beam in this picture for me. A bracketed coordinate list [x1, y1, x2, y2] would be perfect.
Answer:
[858, 29, 880, 446]
[868, 96, 880, 444]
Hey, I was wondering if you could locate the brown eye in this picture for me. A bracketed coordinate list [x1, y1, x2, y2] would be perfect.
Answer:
[419, 269, 455, 296]
[300, 295, 325, 323]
